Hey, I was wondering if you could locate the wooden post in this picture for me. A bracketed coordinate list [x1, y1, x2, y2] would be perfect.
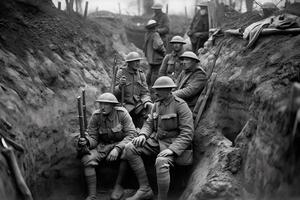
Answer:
[118, 2, 121, 15]
[185, 6, 188, 27]
[58, 1, 61, 10]
[75, 0, 78, 12]
[84, 1, 88, 18]
[70, 0, 74, 12]
[137, 0, 141, 16]
[166, 4, 168, 14]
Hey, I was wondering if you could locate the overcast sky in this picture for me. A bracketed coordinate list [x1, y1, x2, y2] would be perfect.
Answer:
[52, 0, 287, 16]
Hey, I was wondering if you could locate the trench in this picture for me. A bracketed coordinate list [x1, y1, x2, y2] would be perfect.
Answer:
[1, 1, 300, 200]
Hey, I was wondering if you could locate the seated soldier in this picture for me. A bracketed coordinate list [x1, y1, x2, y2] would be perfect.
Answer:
[77, 93, 136, 200]
[123, 76, 194, 200]
[173, 51, 207, 111]
[114, 52, 153, 129]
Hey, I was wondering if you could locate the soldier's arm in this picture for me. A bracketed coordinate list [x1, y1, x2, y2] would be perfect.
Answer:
[115, 109, 137, 151]
[114, 68, 122, 97]
[153, 33, 166, 55]
[85, 112, 100, 149]
[173, 70, 207, 99]
[140, 72, 152, 104]
[139, 105, 155, 138]
[159, 55, 169, 77]
[157, 15, 170, 35]
[168, 101, 194, 156]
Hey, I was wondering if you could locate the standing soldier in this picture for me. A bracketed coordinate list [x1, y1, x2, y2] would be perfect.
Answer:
[144, 20, 166, 88]
[159, 35, 186, 81]
[151, 2, 170, 49]
[114, 52, 153, 128]
[173, 51, 207, 111]
[187, 4, 209, 53]
[123, 76, 194, 200]
[77, 93, 136, 200]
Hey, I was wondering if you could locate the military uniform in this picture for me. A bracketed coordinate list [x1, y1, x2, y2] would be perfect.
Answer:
[114, 66, 152, 128]
[152, 12, 170, 48]
[144, 30, 166, 87]
[188, 11, 209, 53]
[173, 66, 207, 110]
[124, 94, 194, 200]
[159, 49, 184, 81]
[82, 106, 136, 166]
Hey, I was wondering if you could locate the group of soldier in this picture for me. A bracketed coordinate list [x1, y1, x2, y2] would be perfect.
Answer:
[76, 2, 210, 200]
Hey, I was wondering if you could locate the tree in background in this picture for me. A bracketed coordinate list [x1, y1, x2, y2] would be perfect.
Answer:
[246, 0, 254, 12]
[142, 0, 154, 16]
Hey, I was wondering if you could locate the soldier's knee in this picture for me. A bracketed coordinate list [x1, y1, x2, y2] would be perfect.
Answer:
[155, 156, 169, 169]
[123, 142, 137, 158]
[81, 154, 98, 167]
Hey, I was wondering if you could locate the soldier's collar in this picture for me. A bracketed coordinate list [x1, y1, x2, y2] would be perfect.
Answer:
[159, 94, 173, 106]
[127, 67, 138, 74]
[104, 109, 116, 121]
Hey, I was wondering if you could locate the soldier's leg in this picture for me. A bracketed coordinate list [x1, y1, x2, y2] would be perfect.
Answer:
[81, 149, 106, 200]
[111, 160, 128, 200]
[155, 156, 174, 200]
[124, 139, 159, 200]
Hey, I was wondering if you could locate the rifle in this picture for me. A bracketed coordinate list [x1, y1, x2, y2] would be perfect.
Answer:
[1, 137, 33, 200]
[0, 129, 24, 153]
[206, 41, 224, 79]
[77, 96, 90, 157]
[111, 53, 118, 93]
[82, 90, 88, 130]
[194, 73, 217, 129]
[121, 76, 126, 107]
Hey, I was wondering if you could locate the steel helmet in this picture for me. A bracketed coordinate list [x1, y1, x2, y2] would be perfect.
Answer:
[125, 52, 142, 62]
[96, 93, 119, 104]
[180, 51, 200, 62]
[152, 76, 177, 89]
[170, 36, 186, 44]
[151, 2, 163, 9]
[145, 19, 157, 29]
[262, 2, 277, 9]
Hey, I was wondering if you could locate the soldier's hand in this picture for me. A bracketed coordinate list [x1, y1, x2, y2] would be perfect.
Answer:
[144, 102, 153, 110]
[106, 148, 119, 161]
[158, 149, 174, 157]
[78, 137, 87, 146]
[119, 76, 126, 86]
[132, 135, 146, 147]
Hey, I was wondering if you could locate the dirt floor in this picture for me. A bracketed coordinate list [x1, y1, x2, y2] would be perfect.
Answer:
[0, 1, 300, 200]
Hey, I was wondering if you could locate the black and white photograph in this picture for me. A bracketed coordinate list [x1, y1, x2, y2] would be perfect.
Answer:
[0, 0, 299, 200]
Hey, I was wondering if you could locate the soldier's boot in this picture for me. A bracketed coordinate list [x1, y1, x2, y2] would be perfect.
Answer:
[84, 167, 97, 200]
[110, 161, 128, 200]
[125, 143, 153, 200]
[156, 157, 171, 200]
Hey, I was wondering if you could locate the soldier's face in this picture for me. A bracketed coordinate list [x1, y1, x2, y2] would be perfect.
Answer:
[200, 8, 207, 15]
[98, 102, 114, 115]
[128, 60, 140, 71]
[172, 43, 182, 52]
[154, 88, 172, 100]
[182, 58, 196, 70]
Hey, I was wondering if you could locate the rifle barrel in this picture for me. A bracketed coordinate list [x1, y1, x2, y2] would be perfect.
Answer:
[77, 96, 84, 137]
[82, 90, 88, 130]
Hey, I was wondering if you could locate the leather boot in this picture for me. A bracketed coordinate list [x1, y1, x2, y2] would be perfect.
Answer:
[110, 184, 124, 200]
[85, 195, 96, 200]
[125, 187, 154, 200]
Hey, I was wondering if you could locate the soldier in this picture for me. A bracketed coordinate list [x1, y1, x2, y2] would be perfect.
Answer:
[77, 93, 137, 200]
[151, 2, 170, 49]
[123, 76, 194, 200]
[159, 35, 186, 81]
[173, 51, 207, 111]
[187, 4, 209, 53]
[144, 20, 166, 88]
[114, 52, 153, 128]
